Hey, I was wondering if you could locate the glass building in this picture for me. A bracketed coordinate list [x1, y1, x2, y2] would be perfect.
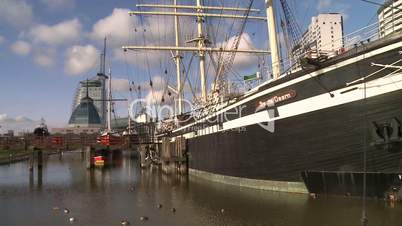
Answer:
[71, 74, 107, 125]
[68, 94, 102, 127]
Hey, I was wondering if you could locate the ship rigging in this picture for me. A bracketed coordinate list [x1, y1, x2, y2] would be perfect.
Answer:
[123, 0, 279, 112]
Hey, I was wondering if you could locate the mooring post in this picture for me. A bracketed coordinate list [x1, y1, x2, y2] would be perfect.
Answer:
[85, 146, 93, 169]
[29, 167, 34, 190]
[139, 146, 148, 168]
[59, 149, 63, 161]
[108, 147, 113, 166]
[37, 149, 43, 169]
[37, 165, 43, 188]
[81, 146, 85, 160]
[29, 150, 34, 171]
[24, 137, 28, 151]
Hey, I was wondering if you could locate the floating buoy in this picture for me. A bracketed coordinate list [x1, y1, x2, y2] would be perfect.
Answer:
[140, 216, 148, 221]
[171, 207, 176, 213]
[69, 217, 75, 222]
[157, 204, 162, 209]
[120, 219, 130, 225]
[64, 208, 70, 214]
[220, 208, 225, 213]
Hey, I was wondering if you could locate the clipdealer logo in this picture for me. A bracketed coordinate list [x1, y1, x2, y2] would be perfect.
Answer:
[128, 89, 295, 134]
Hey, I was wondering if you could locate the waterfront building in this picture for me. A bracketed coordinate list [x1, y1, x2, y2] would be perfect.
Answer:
[378, 0, 402, 37]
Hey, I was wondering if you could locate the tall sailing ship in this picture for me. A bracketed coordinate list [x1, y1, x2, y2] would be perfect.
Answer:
[124, 0, 402, 197]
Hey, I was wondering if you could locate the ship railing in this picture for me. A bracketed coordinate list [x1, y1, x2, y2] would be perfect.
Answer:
[343, 22, 379, 52]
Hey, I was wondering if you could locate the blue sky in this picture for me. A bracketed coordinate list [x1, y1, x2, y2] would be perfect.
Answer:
[0, 0, 383, 131]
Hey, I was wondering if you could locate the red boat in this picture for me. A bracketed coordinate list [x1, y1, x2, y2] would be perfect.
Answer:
[99, 132, 122, 146]
[93, 155, 105, 166]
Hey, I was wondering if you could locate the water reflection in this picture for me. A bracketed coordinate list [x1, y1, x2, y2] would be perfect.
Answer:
[0, 151, 401, 226]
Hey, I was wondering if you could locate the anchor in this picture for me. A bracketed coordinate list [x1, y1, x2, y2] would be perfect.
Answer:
[371, 118, 402, 153]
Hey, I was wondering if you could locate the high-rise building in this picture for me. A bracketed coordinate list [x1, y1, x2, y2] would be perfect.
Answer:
[378, 0, 402, 38]
[72, 74, 107, 125]
[294, 13, 344, 57]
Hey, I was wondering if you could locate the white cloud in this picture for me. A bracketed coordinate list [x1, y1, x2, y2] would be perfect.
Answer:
[145, 89, 165, 105]
[113, 48, 170, 70]
[141, 75, 173, 105]
[65, 45, 99, 75]
[0, 113, 8, 121]
[34, 48, 56, 67]
[0, 0, 33, 28]
[0, 113, 39, 133]
[11, 40, 31, 56]
[29, 18, 82, 46]
[111, 78, 130, 92]
[90, 8, 191, 47]
[316, 0, 349, 20]
[40, 0, 74, 10]
[0, 114, 34, 123]
[317, 0, 332, 11]
[216, 33, 258, 71]
[15, 116, 33, 123]
[91, 8, 196, 72]
[90, 8, 135, 47]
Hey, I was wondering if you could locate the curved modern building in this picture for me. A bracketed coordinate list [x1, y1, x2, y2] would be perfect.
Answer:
[68, 92, 102, 128]
[71, 74, 107, 125]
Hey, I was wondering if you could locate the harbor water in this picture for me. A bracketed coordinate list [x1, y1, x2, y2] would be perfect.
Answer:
[0, 151, 401, 226]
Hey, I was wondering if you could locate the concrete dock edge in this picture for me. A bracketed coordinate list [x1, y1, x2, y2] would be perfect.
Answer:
[189, 168, 308, 194]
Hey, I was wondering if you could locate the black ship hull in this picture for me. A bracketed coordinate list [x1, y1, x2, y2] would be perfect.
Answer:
[161, 33, 402, 197]
[187, 89, 402, 197]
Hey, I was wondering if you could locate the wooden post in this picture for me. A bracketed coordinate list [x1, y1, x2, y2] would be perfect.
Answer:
[37, 150, 43, 169]
[29, 167, 34, 190]
[24, 137, 28, 151]
[85, 146, 93, 169]
[29, 151, 34, 171]
[139, 146, 148, 168]
[59, 149, 63, 161]
[81, 147, 85, 160]
[37, 166, 43, 188]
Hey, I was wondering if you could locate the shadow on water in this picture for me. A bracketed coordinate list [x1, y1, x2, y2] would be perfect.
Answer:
[0, 151, 401, 226]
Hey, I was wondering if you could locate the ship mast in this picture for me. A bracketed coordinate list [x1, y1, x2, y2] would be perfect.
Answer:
[174, 0, 184, 114]
[107, 68, 112, 132]
[196, 0, 207, 102]
[266, 0, 281, 79]
[123, 1, 272, 107]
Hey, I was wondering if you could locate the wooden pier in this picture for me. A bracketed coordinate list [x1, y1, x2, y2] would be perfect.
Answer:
[160, 137, 188, 175]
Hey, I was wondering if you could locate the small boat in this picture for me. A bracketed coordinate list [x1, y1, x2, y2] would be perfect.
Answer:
[94, 155, 105, 166]
[99, 132, 122, 146]
[98, 67, 123, 147]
